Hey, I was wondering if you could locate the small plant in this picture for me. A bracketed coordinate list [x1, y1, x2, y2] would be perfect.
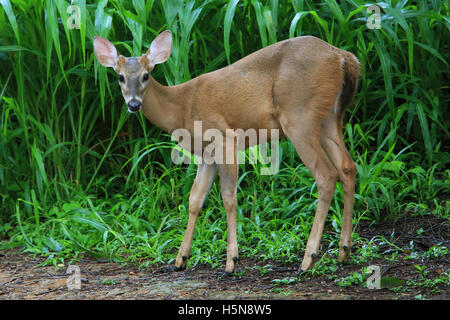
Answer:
[408, 269, 450, 289]
[255, 264, 273, 276]
[335, 267, 371, 287]
[356, 242, 382, 263]
[404, 241, 421, 260]
[102, 279, 117, 285]
[272, 277, 297, 286]
[422, 246, 448, 259]
[270, 287, 293, 296]
[413, 265, 429, 278]
[384, 251, 399, 264]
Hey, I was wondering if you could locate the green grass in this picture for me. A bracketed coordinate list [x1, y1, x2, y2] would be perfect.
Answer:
[0, 0, 449, 276]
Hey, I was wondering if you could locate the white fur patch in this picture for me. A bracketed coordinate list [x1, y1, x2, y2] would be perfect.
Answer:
[334, 84, 344, 114]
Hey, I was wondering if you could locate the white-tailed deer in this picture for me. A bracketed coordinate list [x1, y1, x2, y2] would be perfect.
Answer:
[93, 30, 360, 275]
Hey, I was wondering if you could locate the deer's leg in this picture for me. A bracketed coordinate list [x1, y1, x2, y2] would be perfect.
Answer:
[279, 113, 338, 272]
[217, 132, 239, 275]
[320, 115, 356, 262]
[174, 162, 217, 270]
[218, 163, 239, 274]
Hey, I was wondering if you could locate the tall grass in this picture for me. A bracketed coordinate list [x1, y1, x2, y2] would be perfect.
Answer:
[0, 0, 448, 266]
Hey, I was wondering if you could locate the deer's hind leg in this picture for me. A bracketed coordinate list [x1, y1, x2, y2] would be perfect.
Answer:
[278, 109, 339, 272]
[320, 113, 356, 262]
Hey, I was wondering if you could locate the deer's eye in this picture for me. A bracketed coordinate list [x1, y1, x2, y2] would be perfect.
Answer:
[118, 74, 125, 83]
[143, 73, 149, 81]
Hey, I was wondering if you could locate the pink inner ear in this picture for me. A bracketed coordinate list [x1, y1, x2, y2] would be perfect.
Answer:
[98, 54, 116, 66]
[94, 37, 118, 67]
[149, 31, 172, 65]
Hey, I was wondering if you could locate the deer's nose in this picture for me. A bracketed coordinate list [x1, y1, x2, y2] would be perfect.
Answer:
[127, 100, 141, 112]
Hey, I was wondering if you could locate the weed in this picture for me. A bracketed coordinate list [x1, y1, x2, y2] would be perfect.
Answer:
[335, 268, 370, 287]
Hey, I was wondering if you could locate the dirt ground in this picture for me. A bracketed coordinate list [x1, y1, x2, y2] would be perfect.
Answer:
[0, 216, 448, 300]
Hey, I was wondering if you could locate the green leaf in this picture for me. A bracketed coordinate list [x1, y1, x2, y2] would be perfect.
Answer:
[224, 0, 240, 64]
[0, 0, 20, 44]
[251, 0, 268, 47]
[416, 102, 433, 165]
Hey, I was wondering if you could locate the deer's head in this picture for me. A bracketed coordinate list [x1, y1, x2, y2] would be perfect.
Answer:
[93, 31, 172, 113]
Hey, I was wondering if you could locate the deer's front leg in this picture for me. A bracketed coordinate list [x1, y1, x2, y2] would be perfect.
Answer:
[218, 162, 239, 275]
[174, 162, 217, 271]
[217, 132, 239, 275]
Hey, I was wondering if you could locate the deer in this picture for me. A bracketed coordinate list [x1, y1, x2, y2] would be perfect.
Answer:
[93, 30, 360, 276]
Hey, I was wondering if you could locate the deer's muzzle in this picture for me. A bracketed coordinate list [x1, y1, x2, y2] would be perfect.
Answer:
[127, 99, 141, 113]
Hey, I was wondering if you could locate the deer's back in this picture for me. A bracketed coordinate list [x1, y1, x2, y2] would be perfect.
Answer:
[185, 36, 348, 134]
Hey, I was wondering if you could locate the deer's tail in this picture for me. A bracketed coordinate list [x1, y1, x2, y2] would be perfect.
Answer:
[338, 51, 360, 118]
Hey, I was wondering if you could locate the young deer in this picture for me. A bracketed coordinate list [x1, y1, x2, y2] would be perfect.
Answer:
[93, 30, 360, 275]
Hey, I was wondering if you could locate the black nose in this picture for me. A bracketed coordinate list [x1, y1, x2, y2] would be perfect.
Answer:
[127, 100, 141, 112]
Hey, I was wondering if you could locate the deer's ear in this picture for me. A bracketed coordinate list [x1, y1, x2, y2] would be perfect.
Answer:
[147, 30, 172, 65]
[93, 36, 119, 68]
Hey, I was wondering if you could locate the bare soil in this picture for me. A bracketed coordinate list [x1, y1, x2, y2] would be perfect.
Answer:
[0, 216, 448, 300]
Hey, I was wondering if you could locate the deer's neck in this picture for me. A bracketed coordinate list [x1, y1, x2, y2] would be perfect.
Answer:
[141, 76, 186, 134]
